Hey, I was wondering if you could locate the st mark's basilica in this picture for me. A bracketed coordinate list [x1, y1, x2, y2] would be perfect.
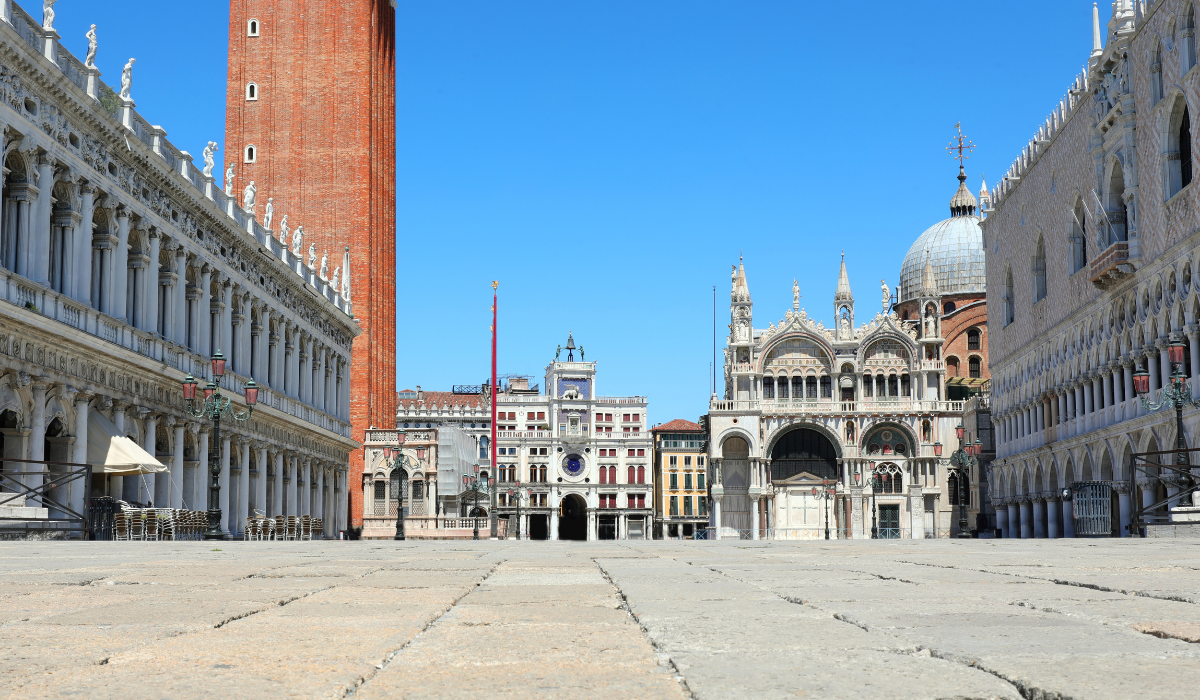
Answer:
[708, 166, 991, 538]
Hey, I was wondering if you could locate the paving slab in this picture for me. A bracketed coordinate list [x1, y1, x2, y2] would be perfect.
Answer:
[2, 540, 1200, 698]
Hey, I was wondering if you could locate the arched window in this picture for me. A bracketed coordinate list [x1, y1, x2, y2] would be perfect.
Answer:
[1003, 266, 1015, 326]
[1166, 96, 1194, 198]
[637, 466, 645, 484]
[946, 356, 960, 377]
[246, 82, 258, 100]
[244, 144, 257, 163]
[1070, 199, 1088, 272]
[1032, 236, 1046, 303]
[1183, 5, 1197, 75]
[873, 463, 903, 494]
[1153, 43, 1164, 105]
[609, 466, 617, 484]
[478, 436, 488, 460]
[627, 466, 635, 484]
[1106, 163, 1128, 245]
[967, 329, 981, 350]
[943, 301, 956, 314]
[763, 377, 775, 399]
[969, 356, 982, 378]
[862, 374, 873, 397]
[948, 473, 960, 506]
[247, 18, 260, 36]
[599, 467, 608, 484]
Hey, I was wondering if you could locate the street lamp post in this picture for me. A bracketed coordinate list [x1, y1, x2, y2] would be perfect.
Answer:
[384, 431, 413, 541]
[181, 350, 258, 541]
[1132, 336, 1200, 510]
[947, 426, 973, 539]
[462, 464, 490, 541]
[812, 480, 835, 540]
[867, 461, 878, 539]
[508, 481, 523, 540]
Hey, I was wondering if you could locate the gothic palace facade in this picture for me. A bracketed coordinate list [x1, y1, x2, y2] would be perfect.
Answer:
[0, 0, 358, 536]
[707, 171, 990, 539]
[986, 0, 1200, 538]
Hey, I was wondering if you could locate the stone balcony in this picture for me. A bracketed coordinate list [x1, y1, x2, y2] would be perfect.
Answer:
[1089, 241, 1133, 288]
[710, 398, 965, 416]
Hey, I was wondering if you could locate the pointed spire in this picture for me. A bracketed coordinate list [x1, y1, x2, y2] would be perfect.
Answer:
[835, 251, 853, 302]
[732, 257, 750, 303]
[921, 254, 938, 297]
[1091, 3, 1104, 61]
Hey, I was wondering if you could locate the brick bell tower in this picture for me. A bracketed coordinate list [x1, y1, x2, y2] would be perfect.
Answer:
[225, 0, 397, 531]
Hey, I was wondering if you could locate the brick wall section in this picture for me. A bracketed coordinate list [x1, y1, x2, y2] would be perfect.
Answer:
[941, 296, 989, 379]
[225, 0, 397, 529]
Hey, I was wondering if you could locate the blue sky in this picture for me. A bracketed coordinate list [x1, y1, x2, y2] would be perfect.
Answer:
[58, 0, 1103, 425]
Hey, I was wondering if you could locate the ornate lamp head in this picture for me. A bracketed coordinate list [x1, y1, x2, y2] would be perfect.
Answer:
[182, 374, 198, 402]
[955, 423, 965, 440]
[1133, 365, 1150, 396]
[244, 378, 259, 406]
[1170, 337, 1187, 366]
[203, 381, 217, 401]
[933, 441, 943, 457]
[211, 350, 227, 379]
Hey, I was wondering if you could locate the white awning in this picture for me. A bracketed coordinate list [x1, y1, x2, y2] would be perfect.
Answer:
[87, 410, 168, 475]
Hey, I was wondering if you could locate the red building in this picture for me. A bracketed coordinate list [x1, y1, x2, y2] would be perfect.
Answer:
[225, 0, 397, 529]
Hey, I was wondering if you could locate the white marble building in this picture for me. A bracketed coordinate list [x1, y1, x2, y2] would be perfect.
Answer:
[492, 337, 653, 540]
[0, 0, 358, 536]
[707, 199, 986, 539]
[985, 0, 1200, 539]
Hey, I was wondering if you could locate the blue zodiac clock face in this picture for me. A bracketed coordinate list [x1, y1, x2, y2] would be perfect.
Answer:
[563, 454, 585, 477]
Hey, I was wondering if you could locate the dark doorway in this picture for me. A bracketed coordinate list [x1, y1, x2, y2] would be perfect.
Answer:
[558, 493, 587, 540]
[770, 428, 837, 481]
[598, 516, 616, 540]
[528, 514, 549, 540]
[878, 504, 900, 539]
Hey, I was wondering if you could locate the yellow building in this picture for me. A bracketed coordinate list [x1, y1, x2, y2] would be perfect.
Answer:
[652, 420, 708, 539]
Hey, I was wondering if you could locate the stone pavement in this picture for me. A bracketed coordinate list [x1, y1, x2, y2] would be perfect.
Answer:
[2, 540, 1200, 699]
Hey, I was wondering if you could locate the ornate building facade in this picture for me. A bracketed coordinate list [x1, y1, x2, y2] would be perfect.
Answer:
[707, 172, 989, 539]
[491, 339, 653, 540]
[225, 0, 398, 531]
[985, 0, 1200, 538]
[0, 0, 358, 536]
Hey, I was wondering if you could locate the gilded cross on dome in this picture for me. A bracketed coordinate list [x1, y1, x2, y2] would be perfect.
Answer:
[946, 122, 975, 166]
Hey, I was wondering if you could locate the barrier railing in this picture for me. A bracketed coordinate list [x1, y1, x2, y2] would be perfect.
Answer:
[0, 458, 92, 539]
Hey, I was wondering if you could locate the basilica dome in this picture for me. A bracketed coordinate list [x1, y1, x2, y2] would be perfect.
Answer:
[897, 167, 986, 304]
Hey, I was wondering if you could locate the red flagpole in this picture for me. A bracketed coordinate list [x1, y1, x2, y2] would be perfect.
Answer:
[491, 281, 498, 520]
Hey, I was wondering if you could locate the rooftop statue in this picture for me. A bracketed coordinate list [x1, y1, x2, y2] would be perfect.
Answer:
[119, 58, 135, 100]
[84, 25, 97, 68]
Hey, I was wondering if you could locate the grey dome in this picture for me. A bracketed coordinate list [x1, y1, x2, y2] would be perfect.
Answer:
[898, 215, 986, 303]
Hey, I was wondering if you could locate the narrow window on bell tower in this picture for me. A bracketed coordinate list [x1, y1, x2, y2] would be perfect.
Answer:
[247, 19, 260, 36]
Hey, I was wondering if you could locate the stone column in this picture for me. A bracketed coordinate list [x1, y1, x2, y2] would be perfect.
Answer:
[27, 379, 48, 506]
[256, 445, 268, 516]
[142, 413, 160, 506]
[196, 427, 209, 512]
[1007, 502, 1019, 538]
[909, 485, 925, 539]
[238, 439, 250, 535]
[219, 435, 231, 534]
[289, 454, 299, 517]
[1082, 378, 1094, 431]
[550, 489, 559, 540]
[109, 401, 127, 500]
[198, 265, 211, 354]
[1019, 498, 1032, 538]
[74, 184, 95, 303]
[850, 487, 864, 539]
[251, 307, 264, 381]
[173, 246, 187, 343]
[1032, 497, 1046, 538]
[268, 325, 280, 389]
[1148, 349, 1161, 396]
[1189, 327, 1200, 397]
[750, 495, 760, 540]
[995, 502, 1008, 538]
[170, 417, 184, 508]
[70, 393, 90, 516]
[1045, 496, 1059, 538]
[30, 156, 53, 286]
[1159, 341, 1172, 392]
[1115, 483, 1132, 538]
[113, 209, 130, 321]
[285, 326, 298, 398]
[1122, 358, 1135, 419]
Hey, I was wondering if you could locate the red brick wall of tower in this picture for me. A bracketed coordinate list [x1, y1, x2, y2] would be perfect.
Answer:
[225, 0, 397, 531]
